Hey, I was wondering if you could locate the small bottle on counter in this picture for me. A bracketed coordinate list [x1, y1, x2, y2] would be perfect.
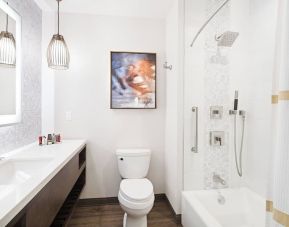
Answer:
[43, 136, 47, 145]
[47, 134, 53, 145]
[39, 134, 61, 145]
[52, 134, 56, 144]
[38, 136, 43, 146]
[56, 134, 61, 143]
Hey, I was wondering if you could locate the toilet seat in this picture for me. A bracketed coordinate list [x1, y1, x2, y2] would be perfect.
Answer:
[120, 178, 154, 202]
[118, 178, 154, 210]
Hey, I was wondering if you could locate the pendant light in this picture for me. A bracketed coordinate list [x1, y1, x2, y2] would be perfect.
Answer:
[0, 11, 16, 67]
[47, 0, 70, 70]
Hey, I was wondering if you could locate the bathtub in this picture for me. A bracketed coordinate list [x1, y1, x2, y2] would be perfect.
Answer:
[182, 187, 266, 227]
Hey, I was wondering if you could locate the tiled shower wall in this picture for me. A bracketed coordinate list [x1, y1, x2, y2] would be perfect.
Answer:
[184, 0, 276, 194]
[0, 0, 42, 154]
[203, 0, 231, 189]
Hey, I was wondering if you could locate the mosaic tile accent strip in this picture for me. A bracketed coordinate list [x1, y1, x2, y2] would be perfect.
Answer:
[203, 0, 231, 189]
[0, 0, 42, 154]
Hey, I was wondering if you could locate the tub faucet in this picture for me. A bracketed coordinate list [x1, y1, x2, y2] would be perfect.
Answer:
[0, 157, 5, 161]
[213, 173, 226, 186]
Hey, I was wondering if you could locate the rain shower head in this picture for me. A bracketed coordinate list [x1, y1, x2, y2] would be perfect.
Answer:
[215, 31, 239, 47]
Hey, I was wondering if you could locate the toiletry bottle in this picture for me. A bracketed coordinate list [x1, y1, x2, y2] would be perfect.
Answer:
[56, 134, 61, 143]
[52, 134, 56, 144]
[47, 134, 53, 145]
[43, 136, 47, 145]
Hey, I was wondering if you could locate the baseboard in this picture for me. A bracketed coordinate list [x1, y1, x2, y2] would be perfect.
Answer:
[78, 193, 166, 206]
[162, 194, 182, 225]
[78, 193, 181, 224]
[78, 196, 119, 206]
[154, 193, 167, 201]
[176, 214, 182, 225]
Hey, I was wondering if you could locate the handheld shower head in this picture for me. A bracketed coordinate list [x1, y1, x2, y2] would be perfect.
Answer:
[215, 31, 239, 47]
[234, 90, 239, 110]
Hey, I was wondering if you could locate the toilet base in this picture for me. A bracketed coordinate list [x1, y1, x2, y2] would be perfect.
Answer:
[123, 213, 147, 227]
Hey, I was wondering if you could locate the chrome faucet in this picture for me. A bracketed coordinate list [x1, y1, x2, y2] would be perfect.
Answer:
[0, 157, 5, 161]
[213, 173, 227, 205]
[213, 173, 226, 186]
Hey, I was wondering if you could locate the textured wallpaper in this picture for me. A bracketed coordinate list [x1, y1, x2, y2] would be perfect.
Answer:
[0, 0, 42, 154]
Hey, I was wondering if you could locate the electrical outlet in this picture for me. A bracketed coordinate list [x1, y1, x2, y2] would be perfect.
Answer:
[65, 111, 72, 121]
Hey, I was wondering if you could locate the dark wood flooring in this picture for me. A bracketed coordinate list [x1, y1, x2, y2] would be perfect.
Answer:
[67, 198, 182, 227]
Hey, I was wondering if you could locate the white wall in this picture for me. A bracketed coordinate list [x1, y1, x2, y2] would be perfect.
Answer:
[165, 0, 184, 214]
[229, 0, 278, 197]
[183, 0, 206, 191]
[35, 0, 56, 136]
[53, 13, 166, 198]
[41, 11, 55, 135]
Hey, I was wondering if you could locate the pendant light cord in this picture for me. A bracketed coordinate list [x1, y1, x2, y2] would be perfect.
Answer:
[6, 14, 8, 32]
[57, 0, 60, 35]
[6, 2, 8, 32]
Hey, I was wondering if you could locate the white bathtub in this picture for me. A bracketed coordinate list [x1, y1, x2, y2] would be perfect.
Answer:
[182, 187, 266, 227]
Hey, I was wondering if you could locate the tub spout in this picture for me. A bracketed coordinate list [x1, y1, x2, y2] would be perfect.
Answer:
[213, 173, 226, 186]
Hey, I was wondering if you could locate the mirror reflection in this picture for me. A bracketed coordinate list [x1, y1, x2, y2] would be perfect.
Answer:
[0, 7, 16, 115]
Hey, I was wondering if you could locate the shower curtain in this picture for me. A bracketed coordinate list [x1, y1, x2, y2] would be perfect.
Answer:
[266, 0, 289, 226]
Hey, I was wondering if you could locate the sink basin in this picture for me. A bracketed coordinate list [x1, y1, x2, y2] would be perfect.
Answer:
[0, 157, 53, 185]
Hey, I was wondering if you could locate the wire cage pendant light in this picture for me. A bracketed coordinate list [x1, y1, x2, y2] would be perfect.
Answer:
[47, 0, 70, 70]
[0, 13, 16, 67]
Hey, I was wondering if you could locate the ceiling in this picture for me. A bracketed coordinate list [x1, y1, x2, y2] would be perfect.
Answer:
[40, 0, 174, 19]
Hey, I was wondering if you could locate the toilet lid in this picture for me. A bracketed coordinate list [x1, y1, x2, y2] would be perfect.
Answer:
[120, 178, 154, 202]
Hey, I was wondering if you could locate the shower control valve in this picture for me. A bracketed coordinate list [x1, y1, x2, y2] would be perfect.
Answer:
[210, 131, 225, 147]
[210, 106, 223, 119]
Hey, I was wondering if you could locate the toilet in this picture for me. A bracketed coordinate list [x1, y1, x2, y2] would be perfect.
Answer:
[116, 149, 155, 227]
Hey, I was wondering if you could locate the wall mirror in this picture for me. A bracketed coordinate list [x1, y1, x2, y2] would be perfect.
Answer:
[0, 1, 21, 126]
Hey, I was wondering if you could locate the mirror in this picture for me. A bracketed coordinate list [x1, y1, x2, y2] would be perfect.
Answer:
[0, 1, 21, 126]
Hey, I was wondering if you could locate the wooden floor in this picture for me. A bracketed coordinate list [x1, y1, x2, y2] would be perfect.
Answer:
[67, 198, 182, 227]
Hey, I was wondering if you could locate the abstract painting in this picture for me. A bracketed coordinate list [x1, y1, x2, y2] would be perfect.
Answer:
[110, 52, 156, 109]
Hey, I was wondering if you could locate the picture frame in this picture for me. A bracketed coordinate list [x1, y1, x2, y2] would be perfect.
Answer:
[110, 51, 157, 109]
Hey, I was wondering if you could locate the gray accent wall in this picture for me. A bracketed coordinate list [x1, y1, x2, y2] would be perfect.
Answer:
[0, 0, 42, 154]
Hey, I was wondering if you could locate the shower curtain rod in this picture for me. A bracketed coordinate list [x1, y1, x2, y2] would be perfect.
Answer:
[190, 0, 231, 47]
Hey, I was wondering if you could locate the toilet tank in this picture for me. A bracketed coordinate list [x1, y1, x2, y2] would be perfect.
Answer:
[116, 149, 151, 179]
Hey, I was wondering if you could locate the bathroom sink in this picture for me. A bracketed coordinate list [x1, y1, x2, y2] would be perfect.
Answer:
[0, 157, 53, 186]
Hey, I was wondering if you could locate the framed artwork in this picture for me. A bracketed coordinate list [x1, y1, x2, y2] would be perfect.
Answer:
[110, 51, 157, 109]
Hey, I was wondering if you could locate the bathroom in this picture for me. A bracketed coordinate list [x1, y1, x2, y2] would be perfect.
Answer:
[0, 0, 287, 226]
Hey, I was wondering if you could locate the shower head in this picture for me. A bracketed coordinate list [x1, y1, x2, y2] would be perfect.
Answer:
[215, 31, 239, 47]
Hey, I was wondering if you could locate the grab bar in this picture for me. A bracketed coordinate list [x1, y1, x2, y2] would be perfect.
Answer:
[191, 106, 198, 153]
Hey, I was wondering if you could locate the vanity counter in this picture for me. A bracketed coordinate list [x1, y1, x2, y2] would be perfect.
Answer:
[0, 140, 86, 226]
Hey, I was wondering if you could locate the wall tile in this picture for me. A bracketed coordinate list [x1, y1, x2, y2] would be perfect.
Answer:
[0, 0, 42, 154]
[203, 0, 231, 189]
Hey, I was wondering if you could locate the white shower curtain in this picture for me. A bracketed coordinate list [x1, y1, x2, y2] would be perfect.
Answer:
[266, 0, 289, 226]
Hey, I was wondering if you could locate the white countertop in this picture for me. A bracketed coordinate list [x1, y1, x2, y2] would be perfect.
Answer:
[0, 140, 86, 226]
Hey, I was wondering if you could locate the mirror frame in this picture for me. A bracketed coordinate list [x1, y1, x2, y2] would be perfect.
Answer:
[0, 1, 21, 126]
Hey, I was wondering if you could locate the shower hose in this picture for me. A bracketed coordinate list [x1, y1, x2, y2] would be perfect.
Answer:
[234, 114, 245, 177]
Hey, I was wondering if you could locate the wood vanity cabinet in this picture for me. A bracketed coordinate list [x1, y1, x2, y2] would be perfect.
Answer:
[7, 146, 86, 227]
